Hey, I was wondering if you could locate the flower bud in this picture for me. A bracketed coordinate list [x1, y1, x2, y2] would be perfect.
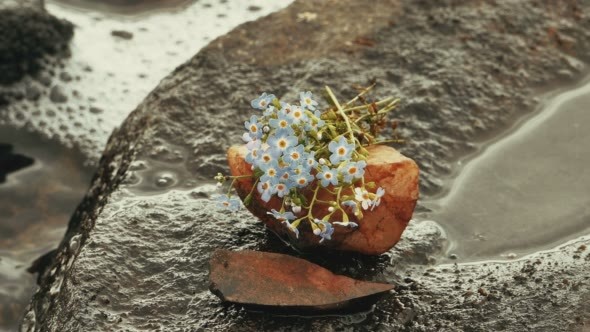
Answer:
[319, 158, 326, 165]
[292, 205, 302, 214]
[328, 207, 335, 212]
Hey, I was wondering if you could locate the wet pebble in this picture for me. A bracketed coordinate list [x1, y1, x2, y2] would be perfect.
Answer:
[111, 30, 134, 40]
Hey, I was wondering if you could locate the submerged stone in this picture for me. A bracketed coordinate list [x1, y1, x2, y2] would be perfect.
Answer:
[209, 249, 393, 313]
[228, 144, 419, 255]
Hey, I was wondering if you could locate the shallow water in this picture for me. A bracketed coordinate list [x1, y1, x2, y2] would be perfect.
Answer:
[0, 127, 93, 332]
[422, 79, 590, 262]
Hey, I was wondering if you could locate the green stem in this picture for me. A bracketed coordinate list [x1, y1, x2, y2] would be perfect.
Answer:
[325, 86, 355, 144]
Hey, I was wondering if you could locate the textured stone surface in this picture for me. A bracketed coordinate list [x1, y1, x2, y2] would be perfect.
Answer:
[21, 0, 590, 331]
[228, 144, 419, 255]
[0, 0, 73, 85]
[209, 249, 393, 312]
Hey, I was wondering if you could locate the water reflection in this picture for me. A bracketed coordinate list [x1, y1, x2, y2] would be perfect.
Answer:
[422, 80, 590, 262]
[0, 127, 92, 331]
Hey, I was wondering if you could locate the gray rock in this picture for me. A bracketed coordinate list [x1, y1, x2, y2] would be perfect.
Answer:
[24, 0, 590, 331]
[0, 1, 73, 85]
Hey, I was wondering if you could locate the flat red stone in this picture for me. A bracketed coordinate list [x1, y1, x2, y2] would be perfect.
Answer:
[209, 249, 394, 313]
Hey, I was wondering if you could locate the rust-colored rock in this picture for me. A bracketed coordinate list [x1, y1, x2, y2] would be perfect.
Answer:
[227, 144, 419, 255]
[209, 249, 393, 313]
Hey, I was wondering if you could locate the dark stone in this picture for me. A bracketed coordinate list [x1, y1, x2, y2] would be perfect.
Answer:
[110, 30, 134, 40]
[0, 3, 73, 85]
[88, 106, 103, 114]
[22, 0, 590, 331]
[0, 143, 34, 183]
[209, 249, 393, 313]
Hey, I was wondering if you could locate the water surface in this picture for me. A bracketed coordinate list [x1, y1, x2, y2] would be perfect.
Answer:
[0, 127, 93, 331]
[423, 80, 590, 261]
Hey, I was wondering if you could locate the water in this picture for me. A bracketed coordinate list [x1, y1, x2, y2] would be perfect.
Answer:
[0, 127, 93, 332]
[0, 1, 293, 329]
[422, 79, 590, 262]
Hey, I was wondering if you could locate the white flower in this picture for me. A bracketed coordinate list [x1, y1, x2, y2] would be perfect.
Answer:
[354, 187, 372, 210]
[371, 187, 385, 210]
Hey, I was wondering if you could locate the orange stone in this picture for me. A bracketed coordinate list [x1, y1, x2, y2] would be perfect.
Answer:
[227, 144, 419, 255]
[209, 249, 393, 312]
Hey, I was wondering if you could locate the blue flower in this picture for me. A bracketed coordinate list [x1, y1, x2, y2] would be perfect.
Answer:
[267, 209, 296, 222]
[300, 91, 318, 111]
[328, 136, 355, 165]
[273, 182, 290, 198]
[340, 160, 367, 183]
[245, 142, 262, 165]
[283, 144, 306, 164]
[316, 166, 339, 187]
[251, 92, 275, 110]
[257, 180, 273, 202]
[287, 105, 308, 125]
[303, 151, 317, 169]
[267, 131, 298, 155]
[256, 149, 277, 167]
[279, 102, 294, 117]
[214, 195, 240, 211]
[269, 114, 293, 131]
[293, 172, 314, 188]
[244, 115, 262, 139]
[259, 161, 281, 184]
[313, 219, 334, 243]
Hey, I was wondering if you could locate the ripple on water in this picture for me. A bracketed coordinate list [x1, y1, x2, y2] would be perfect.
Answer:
[423, 79, 590, 262]
[0, 126, 92, 331]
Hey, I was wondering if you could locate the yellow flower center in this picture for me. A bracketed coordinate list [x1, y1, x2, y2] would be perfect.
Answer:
[348, 167, 357, 174]
[338, 147, 346, 155]
[279, 140, 287, 148]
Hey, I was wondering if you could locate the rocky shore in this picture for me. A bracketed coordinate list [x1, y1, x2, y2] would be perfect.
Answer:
[8, 0, 590, 331]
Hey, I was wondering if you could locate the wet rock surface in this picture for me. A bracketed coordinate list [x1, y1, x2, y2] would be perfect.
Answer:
[0, 0, 73, 85]
[19, 0, 590, 331]
[209, 249, 394, 313]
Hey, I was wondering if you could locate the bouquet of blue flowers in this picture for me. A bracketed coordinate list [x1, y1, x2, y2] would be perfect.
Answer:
[215, 85, 401, 244]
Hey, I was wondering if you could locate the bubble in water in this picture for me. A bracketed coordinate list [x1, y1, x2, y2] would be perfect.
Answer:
[155, 172, 176, 187]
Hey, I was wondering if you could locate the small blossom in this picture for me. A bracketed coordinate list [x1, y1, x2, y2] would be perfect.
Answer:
[260, 161, 281, 184]
[282, 220, 300, 238]
[283, 145, 306, 164]
[314, 219, 334, 243]
[303, 151, 317, 169]
[341, 160, 367, 183]
[316, 166, 339, 187]
[257, 180, 273, 202]
[328, 136, 355, 165]
[288, 105, 308, 124]
[267, 209, 296, 222]
[269, 114, 293, 131]
[214, 195, 240, 211]
[371, 187, 385, 210]
[274, 182, 290, 198]
[263, 105, 276, 117]
[267, 132, 298, 154]
[251, 92, 275, 110]
[244, 115, 262, 139]
[300, 91, 318, 111]
[354, 187, 373, 210]
[293, 173, 314, 188]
